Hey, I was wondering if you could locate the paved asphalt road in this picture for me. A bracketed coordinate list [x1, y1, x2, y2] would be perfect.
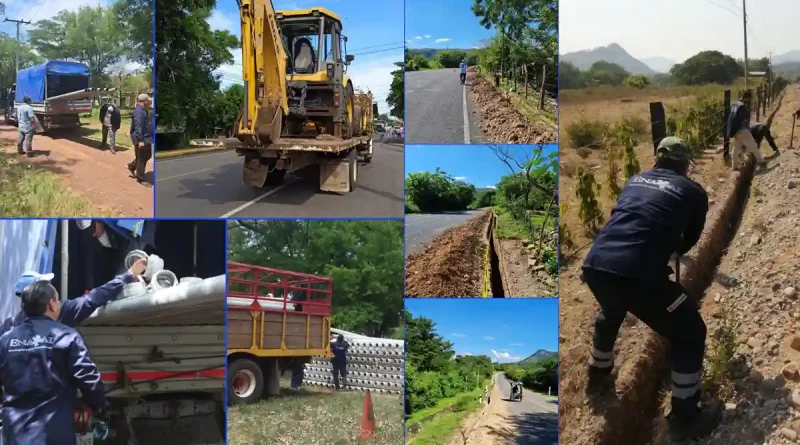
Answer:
[404, 210, 484, 257]
[495, 374, 558, 445]
[155, 141, 404, 218]
[405, 69, 485, 144]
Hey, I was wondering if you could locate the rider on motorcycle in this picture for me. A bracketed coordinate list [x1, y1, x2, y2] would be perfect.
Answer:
[511, 381, 522, 400]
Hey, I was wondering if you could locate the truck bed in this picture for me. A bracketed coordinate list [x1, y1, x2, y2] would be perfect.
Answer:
[190, 135, 370, 153]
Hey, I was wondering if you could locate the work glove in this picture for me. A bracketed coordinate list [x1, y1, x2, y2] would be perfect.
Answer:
[90, 413, 110, 441]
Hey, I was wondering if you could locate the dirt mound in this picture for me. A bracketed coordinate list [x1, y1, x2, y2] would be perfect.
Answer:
[405, 211, 490, 297]
[469, 75, 556, 144]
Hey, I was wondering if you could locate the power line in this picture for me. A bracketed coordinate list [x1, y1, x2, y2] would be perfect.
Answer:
[701, 0, 740, 16]
[348, 41, 406, 53]
[4, 17, 31, 74]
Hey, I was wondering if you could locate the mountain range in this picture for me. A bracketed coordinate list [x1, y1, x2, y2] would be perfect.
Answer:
[518, 349, 556, 364]
[561, 44, 800, 75]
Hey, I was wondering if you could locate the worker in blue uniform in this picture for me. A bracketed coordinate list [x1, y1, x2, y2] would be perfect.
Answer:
[0, 257, 148, 335]
[581, 137, 720, 442]
[0, 280, 108, 445]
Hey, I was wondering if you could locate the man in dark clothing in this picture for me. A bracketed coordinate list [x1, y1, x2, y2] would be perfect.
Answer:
[582, 137, 720, 442]
[99, 101, 122, 154]
[127, 94, 153, 186]
[331, 334, 350, 390]
[726, 90, 765, 170]
[0, 280, 109, 445]
[0, 258, 148, 336]
[750, 122, 780, 155]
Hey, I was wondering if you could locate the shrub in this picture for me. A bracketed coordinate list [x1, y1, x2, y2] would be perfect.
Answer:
[575, 166, 604, 235]
[566, 118, 610, 149]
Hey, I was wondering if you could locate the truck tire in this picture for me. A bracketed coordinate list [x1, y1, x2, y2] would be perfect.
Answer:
[228, 359, 264, 405]
[348, 149, 358, 192]
[265, 163, 287, 186]
[352, 105, 362, 137]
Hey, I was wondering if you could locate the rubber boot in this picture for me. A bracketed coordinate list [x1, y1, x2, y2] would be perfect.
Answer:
[667, 400, 723, 443]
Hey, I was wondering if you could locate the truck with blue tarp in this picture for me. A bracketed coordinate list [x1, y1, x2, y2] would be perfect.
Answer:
[4, 60, 115, 132]
[0, 219, 226, 445]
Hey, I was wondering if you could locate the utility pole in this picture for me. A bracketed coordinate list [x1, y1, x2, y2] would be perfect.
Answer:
[5, 18, 31, 75]
[742, 0, 749, 90]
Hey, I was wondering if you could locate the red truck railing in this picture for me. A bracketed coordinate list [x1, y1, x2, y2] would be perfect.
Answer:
[227, 261, 332, 316]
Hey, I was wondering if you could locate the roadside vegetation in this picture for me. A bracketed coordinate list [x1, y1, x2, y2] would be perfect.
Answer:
[404, 310, 494, 444]
[497, 355, 558, 395]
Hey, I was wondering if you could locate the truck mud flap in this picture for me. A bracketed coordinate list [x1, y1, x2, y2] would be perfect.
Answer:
[130, 413, 223, 445]
[242, 158, 269, 188]
[319, 150, 356, 193]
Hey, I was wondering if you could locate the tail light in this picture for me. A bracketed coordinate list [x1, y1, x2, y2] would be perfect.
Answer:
[334, 92, 340, 107]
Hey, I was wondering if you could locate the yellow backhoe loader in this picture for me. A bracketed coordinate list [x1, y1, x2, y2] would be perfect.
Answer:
[234, 0, 379, 192]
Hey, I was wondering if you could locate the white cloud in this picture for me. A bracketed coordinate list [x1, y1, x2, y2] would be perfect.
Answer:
[451, 333, 467, 338]
[453, 176, 468, 181]
[435, 38, 451, 43]
[461, 352, 473, 356]
[491, 350, 521, 363]
[484, 336, 494, 340]
[424, 34, 431, 38]
[406, 40, 413, 44]
[485, 185, 497, 189]
[414, 36, 422, 40]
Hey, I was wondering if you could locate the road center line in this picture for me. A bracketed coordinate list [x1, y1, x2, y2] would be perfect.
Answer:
[156, 167, 217, 182]
[463, 83, 471, 144]
[220, 178, 298, 218]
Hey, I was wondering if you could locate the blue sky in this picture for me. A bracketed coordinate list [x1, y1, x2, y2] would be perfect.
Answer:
[405, 0, 494, 50]
[405, 144, 557, 189]
[405, 299, 558, 363]
[209, 0, 404, 114]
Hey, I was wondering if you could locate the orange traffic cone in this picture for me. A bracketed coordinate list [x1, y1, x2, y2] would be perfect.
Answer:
[360, 390, 376, 442]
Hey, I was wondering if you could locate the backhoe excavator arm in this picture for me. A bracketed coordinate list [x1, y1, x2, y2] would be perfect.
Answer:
[237, 0, 287, 145]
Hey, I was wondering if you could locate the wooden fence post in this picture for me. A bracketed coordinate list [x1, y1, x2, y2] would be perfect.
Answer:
[523, 64, 529, 98]
[650, 102, 667, 157]
[755, 86, 761, 122]
[723, 89, 731, 159]
[539, 65, 547, 109]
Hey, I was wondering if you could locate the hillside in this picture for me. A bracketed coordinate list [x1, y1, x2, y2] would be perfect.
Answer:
[407, 47, 476, 59]
[641, 56, 676, 73]
[518, 349, 556, 364]
[773, 49, 800, 65]
[561, 43, 657, 76]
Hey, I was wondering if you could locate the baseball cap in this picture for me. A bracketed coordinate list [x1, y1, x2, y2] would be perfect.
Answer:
[656, 136, 692, 163]
[137, 93, 151, 102]
[15, 271, 55, 296]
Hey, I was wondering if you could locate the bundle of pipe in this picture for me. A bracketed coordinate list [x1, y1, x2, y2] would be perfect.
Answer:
[304, 332, 404, 394]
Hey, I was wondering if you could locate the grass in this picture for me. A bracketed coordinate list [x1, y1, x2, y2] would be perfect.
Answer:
[702, 302, 739, 401]
[0, 151, 107, 216]
[406, 385, 487, 445]
[493, 206, 554, 241]
[560, 79, 747, 105]
[79, 115, 134, 149]
[228, 384, 403, 445]
[497, 77, 557, 125]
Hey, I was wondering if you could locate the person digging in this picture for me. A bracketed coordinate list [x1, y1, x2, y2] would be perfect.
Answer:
[581, 136, 721, 442]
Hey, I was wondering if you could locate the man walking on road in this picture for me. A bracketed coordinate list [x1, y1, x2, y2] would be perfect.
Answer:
[581, 137, 720, 442]
[459, 59, 468, 85]
[128, 94, 153, 186]
[99, 100, 121, 154]
[726, 90, 766, 170]
[16, 96, 38, 158]
[0, 280, 109, 445]
[331, 334, 350, 390]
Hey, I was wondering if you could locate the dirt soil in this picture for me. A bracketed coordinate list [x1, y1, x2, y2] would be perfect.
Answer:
[498, 239, 556, 297]
[405, 211, 490, 298]
[685, 86, 800, 445]
[468, 74, 557, 144]
[0, 124, 153, 216]
[557, 87, 794, 444]
[445, 378, 516, 445]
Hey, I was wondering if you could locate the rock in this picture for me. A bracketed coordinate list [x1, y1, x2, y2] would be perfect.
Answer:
[725, 402, 738, 412]
[784, 363, 800, 381]
[790, 181, 798, 189]
[786, 287, 798, 299]
[714, 293, 722, 303]
[760, 378, 777, 394]
[781, 427, 798, 440]
[788, 389, 800, 408]
[750, 234, 762, 246]
[748, 338, 764, 349]
[750, 369, 765, 383]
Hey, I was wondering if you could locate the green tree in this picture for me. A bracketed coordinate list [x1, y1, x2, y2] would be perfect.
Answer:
[212, 83, 244, 137]
[388, 61, 404, 119]
[0, 34, 42, 88]
[472, 188, 496, 208]
[585, 61, 629, 86]
[405, 171, 476, 212]
[29, 6, 126, 84]
[437, 50, 467, 68]
[671, 50, 740, 85]
[559, 61, 584, 89]
[405, 311, 455, 373]
[114, 0, 153, 66]
[156, 0, 239, 136]
[228, 220, 404, 337]
[623, 74, 650, 89]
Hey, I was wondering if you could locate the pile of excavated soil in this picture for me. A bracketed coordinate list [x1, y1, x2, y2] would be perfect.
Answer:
[405, 211, 490, 297]
[469, 74, 556, 144]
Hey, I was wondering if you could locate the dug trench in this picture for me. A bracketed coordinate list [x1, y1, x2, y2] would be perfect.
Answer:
[405, 210, 509, 298]
[564, 90, 786, 445]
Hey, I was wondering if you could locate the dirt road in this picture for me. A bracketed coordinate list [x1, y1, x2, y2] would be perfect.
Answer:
[447, 374, 557, 445]
[0, 124, 153, 216]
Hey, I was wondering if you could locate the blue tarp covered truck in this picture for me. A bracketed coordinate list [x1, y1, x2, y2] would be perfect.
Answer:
[4, 60, 115, 132]
[0, 220, 226, 445]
